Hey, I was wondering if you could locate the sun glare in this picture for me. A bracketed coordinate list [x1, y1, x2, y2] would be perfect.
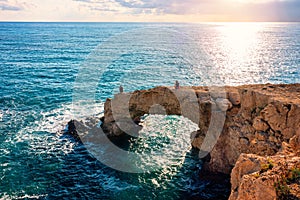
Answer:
[215, 23, 266, 84]
[233, 0, 273, 3]
[220, 23, 262, 58]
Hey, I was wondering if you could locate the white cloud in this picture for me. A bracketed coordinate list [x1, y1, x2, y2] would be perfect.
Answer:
[0, 0, 25, 11]
[0, 0, 299, 21]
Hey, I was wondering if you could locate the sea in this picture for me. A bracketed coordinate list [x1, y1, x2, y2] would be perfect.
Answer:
[0, 22, 299, 199]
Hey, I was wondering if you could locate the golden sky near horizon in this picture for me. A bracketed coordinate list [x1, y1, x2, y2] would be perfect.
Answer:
[0, 0, 299, 22]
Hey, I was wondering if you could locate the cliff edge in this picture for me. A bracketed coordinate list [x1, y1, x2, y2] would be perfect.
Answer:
[99, 83, 300, 200]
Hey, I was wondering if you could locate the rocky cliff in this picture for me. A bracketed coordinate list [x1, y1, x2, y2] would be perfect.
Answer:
[229, 139, 300, 200]
[100, 83, 300, 200]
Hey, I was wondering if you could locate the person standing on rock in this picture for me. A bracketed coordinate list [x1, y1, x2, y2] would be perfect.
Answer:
[119, 85, 124, 93]
[175, 80, 180, 90]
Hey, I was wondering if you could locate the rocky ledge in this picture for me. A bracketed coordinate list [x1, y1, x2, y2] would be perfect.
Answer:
[71, 83, 300, 200]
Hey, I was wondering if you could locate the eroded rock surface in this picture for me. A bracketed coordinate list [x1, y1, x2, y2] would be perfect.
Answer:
[99, 83, 300, 200]
[229, 131, 300, 200]
[202, 84, 300, 175]
[102, 84, 300, 171]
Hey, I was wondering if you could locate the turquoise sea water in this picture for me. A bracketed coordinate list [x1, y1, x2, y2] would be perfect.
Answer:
[0, 22, 300, 199]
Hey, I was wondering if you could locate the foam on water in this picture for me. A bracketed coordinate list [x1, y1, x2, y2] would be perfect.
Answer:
[1, 194, 48, 200]
[0, 100, 207, 199]
[0, 102, 98, 196]
[128, 115, 198, 171]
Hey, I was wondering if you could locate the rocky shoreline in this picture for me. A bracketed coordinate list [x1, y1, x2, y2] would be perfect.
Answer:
[68, 83, 300, 200]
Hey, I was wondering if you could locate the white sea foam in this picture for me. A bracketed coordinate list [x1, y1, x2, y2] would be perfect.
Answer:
[3, 102, 104, 158]
[0, 110, 3, 122]
[36, 102, 104, 134]
[0, 194, 48, 200]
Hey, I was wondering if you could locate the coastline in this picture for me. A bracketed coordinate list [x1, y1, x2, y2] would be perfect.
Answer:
[86, 83, 299, 200]
[2, 21, 300, 200]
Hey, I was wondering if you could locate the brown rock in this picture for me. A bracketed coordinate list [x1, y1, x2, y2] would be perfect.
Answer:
[216, 98, 233, 111]
[230, 154, 266, 192]
[261, 103, 289, 132]
[228, 92, 241, 106]
[97, 84, 300, 200]
[239, 137, 250, 146]
[282, 127, 295, 141]
[290, 128, 300, 154]
[255, 131, 267, 141]
[101, 84, 300, 177]
[286, 104, 300, 130]
[253, 117, 269, 132]
[229, 152, 300, 200]
[191, 130, 206, 149]
[104, 98, 114, 124]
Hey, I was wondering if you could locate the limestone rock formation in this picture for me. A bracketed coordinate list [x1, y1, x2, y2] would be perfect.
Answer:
[101, 84, 300, 173]
[229, 132, 300, 200]
[92, 83, 300, 200]
[188, 84, 300, 175]
[102, 86, 201, 137]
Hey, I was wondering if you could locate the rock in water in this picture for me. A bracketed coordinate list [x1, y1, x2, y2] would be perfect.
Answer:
[66, 119, 81, 141]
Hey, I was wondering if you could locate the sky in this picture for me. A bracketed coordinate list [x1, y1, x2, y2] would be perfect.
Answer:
[0, 0, 300, 22]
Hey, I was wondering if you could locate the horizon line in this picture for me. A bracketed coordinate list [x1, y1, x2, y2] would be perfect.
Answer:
[0, 20, 300, 23]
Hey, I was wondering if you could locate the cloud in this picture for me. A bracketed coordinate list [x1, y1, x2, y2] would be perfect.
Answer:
[73, 0, 95, 2]
[229, 0, 300, 21]
[73, 0, 217, 15]
[111, 0, 203, 14]
[71, 0, 300, 21]
[0, 0, 25, 11]
[0, 4, 22, 11]
[110, 0, 300, 17]
[0, 0, 298, 22]
[270, 0, 300, 21]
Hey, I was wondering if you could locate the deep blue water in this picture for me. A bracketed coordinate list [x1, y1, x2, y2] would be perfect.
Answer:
[0, 22, 299, 199]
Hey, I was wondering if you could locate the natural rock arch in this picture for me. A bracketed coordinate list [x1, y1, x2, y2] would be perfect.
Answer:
[101, 86, 233, 138]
